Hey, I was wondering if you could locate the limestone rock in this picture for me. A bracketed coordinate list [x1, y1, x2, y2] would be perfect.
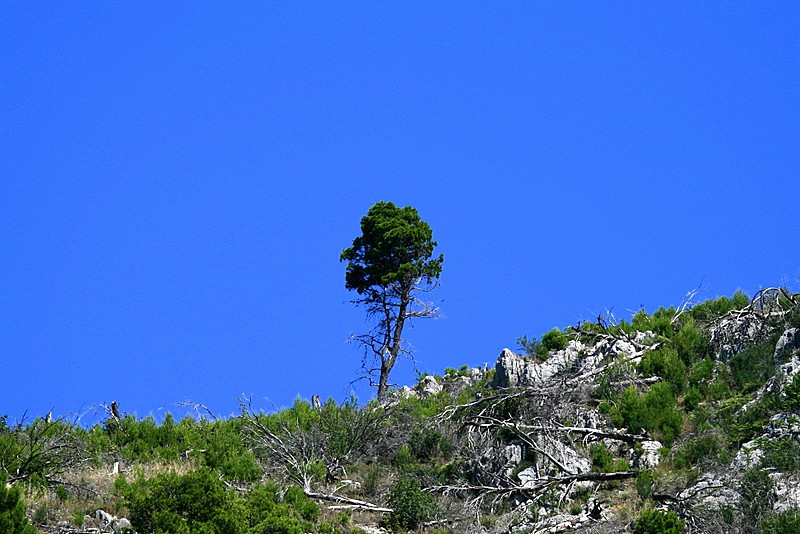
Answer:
[632, 440, 663, 469]
[775, 328, 800, 362]
[469, 440, 524, 484]
[415, 375, 443, 397]
[773, 474, 800, 513]
[490, 347, 576, 389]
[710, 312, 770, 360]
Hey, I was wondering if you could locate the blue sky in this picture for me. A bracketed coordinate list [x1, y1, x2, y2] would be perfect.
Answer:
[2, 3, 798, 424]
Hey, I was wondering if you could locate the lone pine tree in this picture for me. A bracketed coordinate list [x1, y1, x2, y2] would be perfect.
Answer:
[341, 201, 443, 401]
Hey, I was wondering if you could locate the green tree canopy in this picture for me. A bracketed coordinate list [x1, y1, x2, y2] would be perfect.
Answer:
[341, 201, 443, 401]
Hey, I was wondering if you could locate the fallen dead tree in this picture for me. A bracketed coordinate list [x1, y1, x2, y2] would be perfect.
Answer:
[431, 470, 638, 507]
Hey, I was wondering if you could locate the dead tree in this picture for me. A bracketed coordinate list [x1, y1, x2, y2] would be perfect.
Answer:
[239, 397, 385, 498]
[0, 414, 84, 489]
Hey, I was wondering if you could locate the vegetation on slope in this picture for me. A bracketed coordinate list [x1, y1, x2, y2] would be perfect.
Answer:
[2, 287, 800, 533]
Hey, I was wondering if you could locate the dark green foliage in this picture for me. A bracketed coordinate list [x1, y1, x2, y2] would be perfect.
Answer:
[589, 443, 614, 473]
[117, 469, 319, 534]
[673, 433, 721, 468]
[606, 384, 683, 446]
[683, 387, 702, 411]
[588, 443, 628, 473]
[341, 201, 443, 295]
[689, 290, 749, 324]
[721, 393, 779, 446]
[636, 470, 654, 501]
[730, 341, 776, 394]
[783, 373, 800, 411]
[761, 508, 800, 534]
[740, 468, 775, 530]
[117, 467, 245, 533]
[633, 509, 685, 534]
[631, 307, 677, 338]
[393, 444, 414, 471]
[246, 484, 314, 534]
[0, 475, 36, 534]
[516, 334, 545, 360]
[282, 486, 320, 522]
[541, 328, 569, 352]
[639, 348, 687, 392]
[760, 438, 800, 472]
[384, 477, 437, 532]
[394, 389, 454, 421]
[672, 317, 708, 365]
[408, 427, 454, 462]
[687, 357, 714, 392]
[89, 414, 261, 482]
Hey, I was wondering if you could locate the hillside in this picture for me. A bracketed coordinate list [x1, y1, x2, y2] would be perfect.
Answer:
[3, 286, 800, 533]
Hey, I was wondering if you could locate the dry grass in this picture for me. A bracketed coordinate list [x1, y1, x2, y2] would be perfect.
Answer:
[22, 458, 199, 530]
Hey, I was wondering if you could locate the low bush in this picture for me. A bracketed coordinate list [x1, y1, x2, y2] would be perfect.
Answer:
[730, 341, 776, 394]
[762, 508, 800, 534]
[673, 434, 720, 468]
[383, 477, 437, 532]
[639, 348, 687, 392]
[605, 383, 683, 446]
[116, 468, 320, 534]
[740, 468, 775, 530]
[0, 475, 36, 534]
[760, 438, 800, 472]
[633, 509, 685, 534]
[541, 328, 569, 352]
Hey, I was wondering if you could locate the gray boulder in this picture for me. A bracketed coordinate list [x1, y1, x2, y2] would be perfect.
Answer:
[415, 375, 443, 397]
[775, 328, 800, 362]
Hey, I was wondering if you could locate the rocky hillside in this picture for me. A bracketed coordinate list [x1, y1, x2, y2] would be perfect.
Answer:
[3, 287, 800, 533]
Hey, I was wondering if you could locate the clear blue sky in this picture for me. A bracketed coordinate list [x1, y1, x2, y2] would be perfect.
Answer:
[2, 3, 798, 424]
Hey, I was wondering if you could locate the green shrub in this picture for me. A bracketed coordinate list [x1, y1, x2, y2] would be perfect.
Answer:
[683, 387, 702, 411]
[384, 477, 437, 532]
[55, 485, 69, 502]
[689, 291, 749, 324]
[118, 471, 321, 534]
[0, 476, 36, 534]
[725, 394, 778, 445]
[283, 485, 319, 522]
[541, 328, 569, 352]
[673, 434, 720, 468]
[607, 384, 683, 446]
[118, 467, 246, 533]
[672, 317, 708, 365]
[708, 378, 732, 401]
[71, 510, 85, 527]
[740, 468, 775, 529]
[730, 341, 776, 394]
[636, 470, 654, 501]
[33, 506, 47, 524]
[517, 334, 545, 359]
[761, 438, 800, 472]
[631, 307, 677, 338]
[589, 443, 615, 473]
[633, 508, 685, 534]
[640, 348, 687, 392]
[409, 427, 454, 462]
[783, 373, 800, 411]
[393, 444, 414, 471]
[246, 483, 313, 533]
[688, 357, 714, 389]
[762, 508, 800, 534]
